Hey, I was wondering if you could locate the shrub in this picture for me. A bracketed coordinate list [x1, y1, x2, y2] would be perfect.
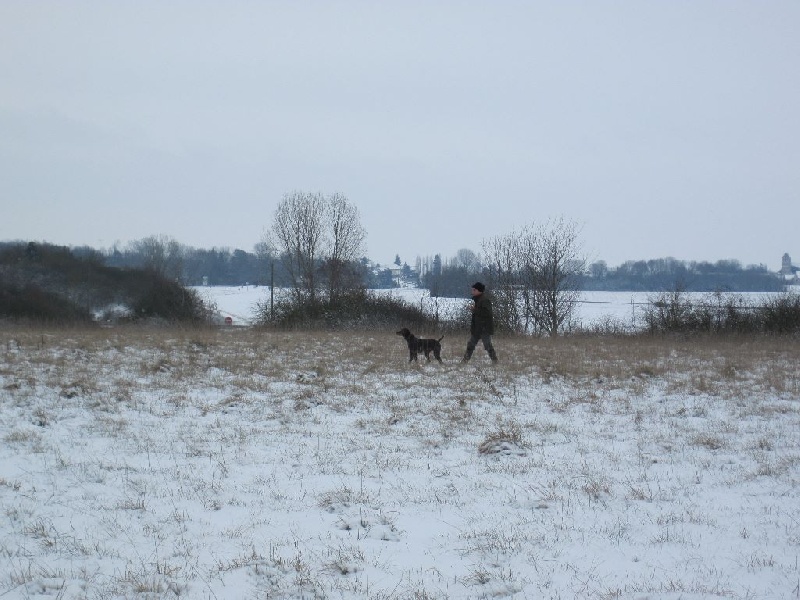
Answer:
[254, 289, 441, 331]
[761, 293, 800, 334]
[643, 289, 699, 333]
[0, 280, 93, 323]
[130, 275, 211, 323]
[0, 242, 214, 324]
[642, 290, 800, 336]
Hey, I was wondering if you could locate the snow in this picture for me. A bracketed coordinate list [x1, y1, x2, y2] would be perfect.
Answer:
[192, 285, 785, 332]
[1, 292, 799, 598]
[192, 285, 268, 326]
[192, 285, 659, 329]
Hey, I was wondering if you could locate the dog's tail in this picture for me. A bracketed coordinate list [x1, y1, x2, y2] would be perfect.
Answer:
[437, 335, 445, 342]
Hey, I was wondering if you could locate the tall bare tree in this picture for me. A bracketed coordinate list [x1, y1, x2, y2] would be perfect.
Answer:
[483, 217, 584, 336]
[325, 193, 366, 302]
[269, 191, 366, 304]
[526, 218, 585, 337]
[271, 191, 326, 302]
[481, 232, 525, 333]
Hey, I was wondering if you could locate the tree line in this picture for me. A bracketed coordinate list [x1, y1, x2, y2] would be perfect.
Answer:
[89, 197, 783, 301]
[6, 189, 786, 334]
[106, 237, 275, 287]
[421, 254, 783, 298]
[579, 257, 782, 292]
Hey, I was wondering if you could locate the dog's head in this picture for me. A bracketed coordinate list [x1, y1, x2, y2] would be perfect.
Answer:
[396, 328, 411, 339]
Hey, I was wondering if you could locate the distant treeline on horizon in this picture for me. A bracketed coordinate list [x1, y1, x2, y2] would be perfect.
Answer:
[420, 256, 784, 296]
[0, 240, 787, 295]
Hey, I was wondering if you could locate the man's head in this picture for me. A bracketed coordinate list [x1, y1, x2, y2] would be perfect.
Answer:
[471, 281, 485, 297]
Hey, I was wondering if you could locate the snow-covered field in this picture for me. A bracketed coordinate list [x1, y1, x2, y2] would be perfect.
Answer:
[193, 286, 800, 333]
[1, 324, 798, 598]
[190, 286, 676, 330]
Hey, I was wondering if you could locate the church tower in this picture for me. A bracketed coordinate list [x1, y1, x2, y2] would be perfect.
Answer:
[781, 253, 793, 275]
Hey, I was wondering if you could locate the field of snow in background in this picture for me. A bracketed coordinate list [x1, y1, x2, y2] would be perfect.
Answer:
[192, 286, 651, 329]
[192, 286, 784, 330]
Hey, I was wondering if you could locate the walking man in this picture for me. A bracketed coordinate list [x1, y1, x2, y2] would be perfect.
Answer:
[462, 281, 498, 363]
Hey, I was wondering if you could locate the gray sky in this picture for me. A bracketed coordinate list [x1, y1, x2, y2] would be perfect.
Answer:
[2, 1, 798, 270]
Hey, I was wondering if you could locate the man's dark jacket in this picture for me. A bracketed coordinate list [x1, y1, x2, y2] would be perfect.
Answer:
[470, 293, 495, 336]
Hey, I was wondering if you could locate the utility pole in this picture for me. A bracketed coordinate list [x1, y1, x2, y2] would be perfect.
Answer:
[270, 262, 275, 321]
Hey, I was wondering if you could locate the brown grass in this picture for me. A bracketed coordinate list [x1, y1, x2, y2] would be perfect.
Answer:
[3, 326, 799, 394]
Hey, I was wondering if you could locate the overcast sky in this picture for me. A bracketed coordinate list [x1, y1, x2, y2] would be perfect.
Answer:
[2, 1, 798, 269]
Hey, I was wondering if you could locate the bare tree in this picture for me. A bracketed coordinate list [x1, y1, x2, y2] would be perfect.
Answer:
[483, 218, 584, 336]
[482, 231, 526, 333]
[271, 191, 326, 302]
[453, 248, 481, 272]
[526, 218, 585, 337]
[325, 192, 366, 302]
[129, 235, 184, 280]
[269, 191, 366, 304]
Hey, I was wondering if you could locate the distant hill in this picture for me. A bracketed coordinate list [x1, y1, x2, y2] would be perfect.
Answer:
[0, 242, 211, 323]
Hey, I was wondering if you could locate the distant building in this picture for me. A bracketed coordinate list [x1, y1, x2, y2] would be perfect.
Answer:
[781, 253, 792, 275]
[781, 253, 798, 284]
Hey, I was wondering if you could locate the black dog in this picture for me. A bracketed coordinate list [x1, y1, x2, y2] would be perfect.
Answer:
[396, 328, 444, 363]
